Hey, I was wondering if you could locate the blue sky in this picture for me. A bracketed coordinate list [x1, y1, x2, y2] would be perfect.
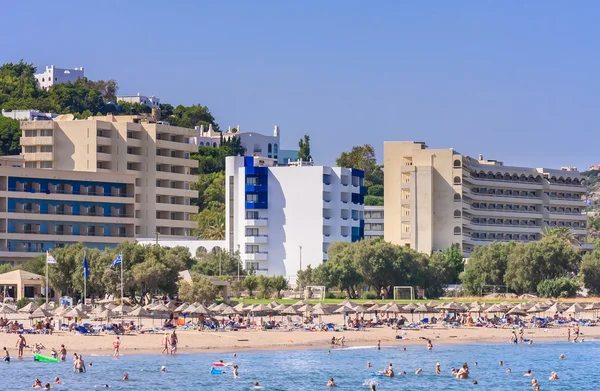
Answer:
[2, 1, 598, 169]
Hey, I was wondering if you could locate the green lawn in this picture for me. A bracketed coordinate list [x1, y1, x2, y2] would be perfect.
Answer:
[226, 298, 528, 305]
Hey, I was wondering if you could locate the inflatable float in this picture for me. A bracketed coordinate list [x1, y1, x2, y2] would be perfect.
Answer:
[34, 353, 59, 363]
[371, 373, 385, 377]
[210, 368, 223, 375]
[212, 362, 233, 367]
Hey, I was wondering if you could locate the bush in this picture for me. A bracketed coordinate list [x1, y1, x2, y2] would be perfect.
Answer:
[537, 278, 578, 298]
[325, 291, 336, 299]
[37, 297, 46, 305]
[16, 297, 32, 310]
[362, 292, 378, 300]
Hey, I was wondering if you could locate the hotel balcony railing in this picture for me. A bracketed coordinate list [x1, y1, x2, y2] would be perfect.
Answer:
[245, 234, 268, 237]
[469, 176, 543, 185]
[470, 192, 538, 199]
[470, 207, 538, 214]
[468, 221, 540, 228]
[245, 251, 268, 254]
[7, 209, 134, 218]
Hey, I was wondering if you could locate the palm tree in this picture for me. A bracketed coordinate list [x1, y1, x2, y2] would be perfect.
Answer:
[541, 226, 577, 245]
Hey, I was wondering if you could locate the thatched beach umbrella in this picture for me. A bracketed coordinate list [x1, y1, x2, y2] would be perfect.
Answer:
[527, 303, 547, 315]
[434, 302, 447, 310]
[73, 303, 92, 312]
[182, 304, 197, 314]
[129, 306, 151, 325]
[272, 303, 287, 312]
[65, 308, 88, 319]
[29, 307, 52, 319]
[190, 304, 210, 315]
[384, 302, 402, 313]
[112, 304, 132, 315]
[363, 300, 377, 306]
[174, 303, 189, 313]
[0, 304, 17, 315]
[221, 306, 239, 316]
[212, 303, 230, 313]
[232, 303, 246, 312]
[97, 309, 116, 320]
[352, 305, 366, 313]
[507, 306, 527, 316]
[293, 300, 308, 307]
[281, 305, 300, 315]
[403, 303, 419, 311]
[565, 303, 584, 315]
[545, 303, 567, 314]
[268, 301, 280, 309]
[297, 304, 314, 313]
[18, 302, 39, 314]
[93, 305, 106, 314]
[484, 304, 507, 314]
[339, 299, 356, 308]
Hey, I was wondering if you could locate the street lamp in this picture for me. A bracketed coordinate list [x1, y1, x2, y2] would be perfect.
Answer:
[237, 244, 241, 281]
[152, 231, 159, 245]
[299, 245, 302, 271]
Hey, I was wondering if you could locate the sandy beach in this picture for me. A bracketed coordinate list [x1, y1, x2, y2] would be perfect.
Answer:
[0, 313, 594, 357]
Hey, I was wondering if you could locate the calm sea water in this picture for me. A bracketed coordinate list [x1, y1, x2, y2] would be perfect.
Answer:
[2, 340, 597, 390]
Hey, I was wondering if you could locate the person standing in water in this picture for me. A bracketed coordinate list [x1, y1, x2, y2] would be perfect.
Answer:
[59, 345, 67, 361]
[3, 347, 10, 363]
[233, 365, 239, 378]
[376, 340, 380, 350]
[161, 333, 170, 355]
[113, 336, 121, 357]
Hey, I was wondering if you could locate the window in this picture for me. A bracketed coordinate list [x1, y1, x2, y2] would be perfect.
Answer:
[40, 161, 52, 169]
[245, 245, 259, 253]
[25, 130, 36, 137]
[40, 145, 52, 152]
[454, 193, 461, 201]
[25, 162, 36, 168]
[268, 144, 272, 153]
[246, 177, 259, 186]
[273, 144, 278, 155]
[246, 228, 259, 236]
[453, 176, 461, 184]
[246, 211, 259, 219]
[364, 223, 371, 231]
[453, 159, 461, 167]
[24, 146, 36, 153]
[454, 210, 461, 217]
[40, 129, 52, 137]
[453, 226, 461, 234]
[246, 194, 258, 202]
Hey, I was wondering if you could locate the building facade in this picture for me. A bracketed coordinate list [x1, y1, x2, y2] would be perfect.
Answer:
[19, 114, 198, 238]
[1, 110, 58, 121]
[192, 125, 299, 165]
[384, 141, 589, 257]
[0, 167, 135, 264]
[364, 205, 384, 240]
[225, 156, 365, 280]
[34, 65, 85, 89]
[116, 93, 160, 108]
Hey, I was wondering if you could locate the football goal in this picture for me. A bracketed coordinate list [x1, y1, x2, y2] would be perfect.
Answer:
[393, 286, 414, 301]
[480, 285, 508, 297]
[304, 286, 326, 301]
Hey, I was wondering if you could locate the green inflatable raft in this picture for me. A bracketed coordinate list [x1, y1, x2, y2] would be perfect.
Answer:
[34, 353, 59, 363]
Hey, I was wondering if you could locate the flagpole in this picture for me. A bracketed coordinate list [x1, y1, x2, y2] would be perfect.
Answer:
[120, 252, 124, 317]
[83, 251, 87, 306]
[45, 251, 49, 301]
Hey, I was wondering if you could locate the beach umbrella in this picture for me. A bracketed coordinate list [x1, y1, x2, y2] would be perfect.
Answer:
[151, 303, 171, 314]
[565, 303, 584, 314]
[545, 303, 567, 314]
[38, 302, 53, 311]
[293, 300, 308, 307]
[251, 304, 272, 313]
[281, 305, 300, 315]
[368, 303, 381, 312]
[183, 304, 198, 314]
[272, 303, 287, 312]
[584, 302, 600, 311]
[65, 308, 88, 319]
[339, 299, 356, 308]
[403, 303, 419, 311]
[52, 306, 67, 316]
[97, 309, 116, 320]
[189, 304, 210, 315]
[29, 307, 52, 319]
[484, 304, 506, 314]
[164, 302, 177, 311]
[212, 303, 231, 313]
[352, 305, 366, 313]
[434, 302, 447, 310]
[414, 304, 429, 314]
[72, 303, 92, 312]
[334, 305, 352, 314]
[297, 304, 314, 313]
[18, 302, 39, 314]
[426, 301, 438, 308]
[0, 305, 17, 315]
[544, 299, 555, 306]
[112, 304, 132, 315]
[232, 302, 246, 312]
[385, 302, 402, 313]
[129, 306, 150, 317]
[174, 303, 189, 313]
[312, 306, 331, 316]
[507, 306, 527, 316]
[469, 304, 484, 313]
[469, 301, 481, 307]
[268, 301, 280, 309]
[93, 305, 106, 314]
[527, 304, 547, 314]
[444, 302, 463, 312]
[221, 307, 239, 316]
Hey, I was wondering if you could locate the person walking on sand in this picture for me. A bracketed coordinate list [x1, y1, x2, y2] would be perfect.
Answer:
[573, 324, 580, 342]
[567, 325, 571, 342]
[170, 330, 178, 354]
[113, 336, 121, 357]
[15, 334, 26, 358]
[59, 344, 67, 361]
[161, 333, 170, 355]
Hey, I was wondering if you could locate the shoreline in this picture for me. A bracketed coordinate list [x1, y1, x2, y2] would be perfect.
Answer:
[0, 326, 583, 358]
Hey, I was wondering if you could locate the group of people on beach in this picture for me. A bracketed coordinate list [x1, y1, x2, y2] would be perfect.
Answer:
[160, 330, 178, 355]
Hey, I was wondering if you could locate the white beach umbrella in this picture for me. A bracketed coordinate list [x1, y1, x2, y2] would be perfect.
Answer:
[29, 307, 52, 319]
[174, 303, 189, 313]
[65, 308, 88, 319]
[18, 302, 39, 313]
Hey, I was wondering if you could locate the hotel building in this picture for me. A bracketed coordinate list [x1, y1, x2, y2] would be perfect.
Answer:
[364, 205, 384, 240]
[20, 114, 198, 238]
[225, 156, 365, 279]
[384, 141, 589, 257]
[0, 166, 135, 264]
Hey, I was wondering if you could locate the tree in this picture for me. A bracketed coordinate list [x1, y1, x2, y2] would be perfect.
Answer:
[460, 242, 515, 295]
[580, 250, 600, 295]
[541, 226, 578, 245]
[270, 276, 288, 298]
[257, 275, 273, 299]
[178, 275, 219, 304]
[537, 278, 579, 298]
[298, 135, 312, 162]
[0, 117, 21, 156]
[167, 104, 219, 130]
[192, 249, 243, 277]
[243, 275, 259, 297]
[504, 238, 580, 294]
[296, 265, 314, 290]
[443, 243, 464, 283]
[335, 144, 384, 206]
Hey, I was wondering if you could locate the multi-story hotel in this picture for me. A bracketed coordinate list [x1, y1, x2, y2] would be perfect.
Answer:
[384, 141, 589, 257]
[0, 165, 135, 264]
[20, 114, 198, 238]
[225, 156, 364, 279]
[364, 205, 384, 240]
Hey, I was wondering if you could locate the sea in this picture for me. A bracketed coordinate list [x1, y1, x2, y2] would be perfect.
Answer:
[1, 340, 596, 390]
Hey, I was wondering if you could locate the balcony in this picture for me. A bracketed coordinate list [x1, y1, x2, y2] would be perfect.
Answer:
[244, 235, 268, 244]
[245, 218, 268, 227]
[464, 176, 543, 190]
[23, 152, 53, 161]
[245, 252, 268, 261]
[20, 136, 53, 146]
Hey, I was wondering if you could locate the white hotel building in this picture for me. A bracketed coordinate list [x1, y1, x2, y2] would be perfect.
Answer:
[224, 156, 365, 278]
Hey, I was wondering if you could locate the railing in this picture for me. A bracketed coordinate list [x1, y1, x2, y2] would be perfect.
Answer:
[245, 251, 268, 254]
[245, 234, 268, 237]
[468, 221, 540, 228]
[470, 207, 539, 214]
[467, 176, 543, 185]
[469, 192, 538, 199]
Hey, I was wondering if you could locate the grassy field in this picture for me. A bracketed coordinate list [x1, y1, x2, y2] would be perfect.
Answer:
[228, 297, 531, 305]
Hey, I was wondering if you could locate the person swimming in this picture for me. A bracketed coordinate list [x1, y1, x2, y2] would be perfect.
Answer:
[524, 370, 532, 377]
[122, 373, 129, 381]
[367, 361, 372, 368]
[549, 371, 559, 380]
[370, 384, 376, 391]
[420, 337, 433, 350]
[233, 365, 239, 378]
[506, 368, 511, 374]
[327, 377, 336, 387]
[53, 377, 63, 385]
[435, 362, 441, 374]
[456, 363, 469, 379]
[160, 366, 166, 372]
[254, 381, 263, 389]
[43, 383, 51, 390]
[559, 354, 565, 360]
[32, 379, 42, 388]
[473, 380, 478, 385]
[415, 368, 422, 375]
[499, 361, 504, 366]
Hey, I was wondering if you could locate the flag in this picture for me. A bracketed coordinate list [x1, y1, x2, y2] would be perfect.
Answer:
[111, 253, 122, 268]
[46, 251, 56, 264]
[83, 253, 89, 279]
